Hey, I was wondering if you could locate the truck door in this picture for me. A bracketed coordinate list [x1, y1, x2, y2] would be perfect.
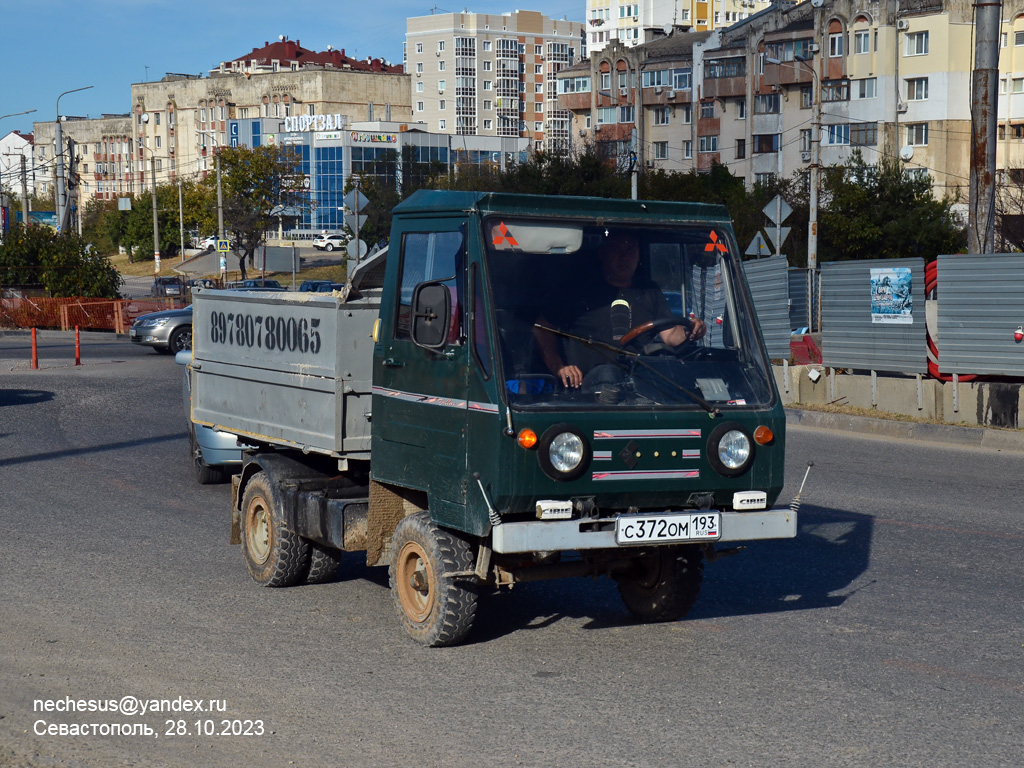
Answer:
[373, 223, 470, 531]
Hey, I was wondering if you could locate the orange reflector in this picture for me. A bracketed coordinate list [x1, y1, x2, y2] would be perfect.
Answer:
[518, 429, 538, 449]
[753, 425, 774, 445]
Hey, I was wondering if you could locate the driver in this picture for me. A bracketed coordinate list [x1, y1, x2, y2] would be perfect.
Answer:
[535, 232, 706, 390]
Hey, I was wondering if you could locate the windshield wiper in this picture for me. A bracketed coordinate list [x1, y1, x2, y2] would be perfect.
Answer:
[533, 323, 719, 414]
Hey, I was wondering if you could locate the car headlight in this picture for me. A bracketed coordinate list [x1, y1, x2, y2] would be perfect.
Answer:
[537, 424, 590, 481]
[143, 317, 170, 328]
[707, 423, 754, 477]
[550, 432, 584, 473]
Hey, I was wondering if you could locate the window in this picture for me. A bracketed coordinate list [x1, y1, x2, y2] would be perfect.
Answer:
[822, 80, 850, 101]
[699, 135, 719, 152]
[684, 140, 692, 158]
[535, 64, 543, 74]
[907, 123, 929, 145]
[829, 32, 844, 57]
[484, 60, 492, 71]
[483, 80, 492, 90]
[907, 77, 929, 100]
[800, 129, 812, 152]
[1015, 30, 1024, 46]
[437, 80, 446, 92]
[755, 172, 776, 187]
[800, 86, 813, 109]
[438, 60, 446, 71]
[397, 231, 462, 341]
[851, 122, 877, 146]
[700, 101, 715, 118]
[535, 45, 543, 55]
[417, 82, 424, 92]
[680, 103, 692, 123]
[653, 106, 670, 125]
[598, 106, 616, 124]
[737, 98, 745, 119]
[705, 57, 745, 79]
[439, 100, 446, 110]
[754, 94, 780, 114]
[672, 68, 692, 90]
[824, 124, 850, 145]
[906, 168, 930, 182]
[416, 62, 424, 73]
[416, 42, 423, 53]
[439, 119, 446, 130]
[653, 141, 668, 159]
[155, 136, 162, 149]
[438, 41, 446, 52]
[535, 82, 543, 93]
[601, 72, 611, 89]
[483, 119, 492, 130]
[483, 99, 492, 110]
[856, 78, 877, 99]
[736, 138, 745, 159]
[905, 31, 929, 56]
[854, 30, 870, 54]
[534, 121, 543, 132]
[620, 106, 634, 123]
[416, 101, 424, 111]
[483, 41, 492, 51]
[753, 134, 780, 153]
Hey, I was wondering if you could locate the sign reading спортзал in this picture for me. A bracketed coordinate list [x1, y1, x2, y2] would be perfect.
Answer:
[283, 114, 348, 132]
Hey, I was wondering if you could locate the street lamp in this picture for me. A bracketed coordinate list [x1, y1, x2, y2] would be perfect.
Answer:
[196, 129, 225, 241]
[55, 86, 93, 233]
[0, 109, 37, 122]
[139, 115, 162, 273]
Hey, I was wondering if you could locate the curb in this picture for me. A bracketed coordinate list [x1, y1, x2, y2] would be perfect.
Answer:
[785, 408, 1024, 453]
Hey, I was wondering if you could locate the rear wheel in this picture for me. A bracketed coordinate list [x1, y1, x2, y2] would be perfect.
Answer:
[615, 545, 704, 622]
[305, 544, 343, 584]
[325, 243, 335, 252]
[389, 511, 478, 647]
[241, 471, 310, 587]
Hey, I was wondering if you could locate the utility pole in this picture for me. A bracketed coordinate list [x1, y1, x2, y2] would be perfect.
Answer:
[151, 151, 160, 272]
[178, 179, 185, 262]
[20, 155, 29, 225]
[969, 0, 1001, 254]
[54, 86, 93, 234]
[806, 5, 822, 331]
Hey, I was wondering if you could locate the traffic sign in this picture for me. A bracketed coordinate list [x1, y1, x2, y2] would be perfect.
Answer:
[347, 239, 368, 259]
[343, 189, 368, 213]
[765, 226, 791, 251]
[217, 239, 230, 253]
[344, 212, 368, 232]
[745, 232, 772, 256]
[763, 195, 792, 225]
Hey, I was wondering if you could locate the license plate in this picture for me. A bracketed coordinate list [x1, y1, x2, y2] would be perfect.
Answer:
[615, 512, 720, 545]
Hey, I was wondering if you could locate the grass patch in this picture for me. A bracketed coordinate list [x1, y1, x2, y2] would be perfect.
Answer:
[110, 250, 347, 283]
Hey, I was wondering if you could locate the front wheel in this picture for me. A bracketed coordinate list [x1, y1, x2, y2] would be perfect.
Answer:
[615, 545, 704, 622]
[389, 511, 478, 647]
[324, 243, 335, 252]
[168, 325, 192, 354]
[241, 471, 310, 587]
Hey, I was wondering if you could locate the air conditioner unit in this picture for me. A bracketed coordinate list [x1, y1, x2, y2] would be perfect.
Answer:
[646, 160, 654, 167]
[897, 19, 909, 31]
[897, 100, 908, 113]
[436, 50, 441, 56]
[595, 124, 601, 132]
[667, 90, 676, 99]
[808, 43, 820, 53]
[633, 16, 639, 22]
[416, 72, 421, 77]
[619, 87, 628, 95]
[655, 86, 663, 93]
[801, 151, 811, 161]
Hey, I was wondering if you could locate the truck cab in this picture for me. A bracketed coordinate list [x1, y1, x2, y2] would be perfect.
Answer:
[191, 190, 795, 647]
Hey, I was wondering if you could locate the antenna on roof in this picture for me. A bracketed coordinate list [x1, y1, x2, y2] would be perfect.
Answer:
[278, 34, 285, 41]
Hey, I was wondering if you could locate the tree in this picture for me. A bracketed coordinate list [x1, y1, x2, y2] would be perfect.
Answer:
[0, 223, 121, 297]
[995, 167, 1024, 252]
[210, 145, 306, 270]
[819, 150, 965, 262]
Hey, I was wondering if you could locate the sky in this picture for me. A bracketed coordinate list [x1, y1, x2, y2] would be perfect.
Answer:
[0, 0, 585, 136]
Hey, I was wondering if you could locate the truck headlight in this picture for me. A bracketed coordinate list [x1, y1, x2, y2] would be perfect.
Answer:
[538, 424, 590, 481]
[707, 423, 754, 477]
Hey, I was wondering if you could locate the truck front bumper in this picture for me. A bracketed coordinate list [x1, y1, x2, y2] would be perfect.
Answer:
[491, 508, 796, 554]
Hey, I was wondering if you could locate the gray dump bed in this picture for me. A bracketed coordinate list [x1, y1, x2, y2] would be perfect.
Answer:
[190, 288, 379, 458]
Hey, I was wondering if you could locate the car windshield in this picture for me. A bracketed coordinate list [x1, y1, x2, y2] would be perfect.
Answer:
[485, 217, 774, 410]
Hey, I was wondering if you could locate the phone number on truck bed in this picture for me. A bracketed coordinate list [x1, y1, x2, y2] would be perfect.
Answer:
[209, 311, 323, 354]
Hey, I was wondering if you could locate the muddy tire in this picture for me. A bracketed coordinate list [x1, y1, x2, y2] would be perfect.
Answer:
[389, 511, 478, 647]
[615, 545, 704, 622]
[305, 544, 343, 584]
[241, 471, 310, 587]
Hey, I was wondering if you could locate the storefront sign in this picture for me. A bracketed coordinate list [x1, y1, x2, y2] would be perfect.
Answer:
[350, 132, 398, 143]
[283, 114, 348, 132]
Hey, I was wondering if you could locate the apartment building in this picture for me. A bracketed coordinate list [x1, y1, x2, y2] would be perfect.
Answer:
[584, 0, 776, 54]
[562, 0, 1024, 205]
[405, 10, 585, 152]
[0, 131, 37, 201]
[32, 115, 134, 206]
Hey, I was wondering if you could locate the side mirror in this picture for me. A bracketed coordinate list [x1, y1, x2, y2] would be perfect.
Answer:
[410, 281, 452, 349]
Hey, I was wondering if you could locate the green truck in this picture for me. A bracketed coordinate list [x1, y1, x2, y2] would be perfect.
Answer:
[188, 190, 796, 646]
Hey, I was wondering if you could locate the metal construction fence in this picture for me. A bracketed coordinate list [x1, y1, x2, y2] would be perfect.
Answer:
[0, 297, 184, 333]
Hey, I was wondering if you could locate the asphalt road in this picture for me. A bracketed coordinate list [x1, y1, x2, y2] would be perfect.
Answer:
[1, 331, 1022, 767]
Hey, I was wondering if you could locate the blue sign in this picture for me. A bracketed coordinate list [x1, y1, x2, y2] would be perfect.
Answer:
[230, 122, 239, 137]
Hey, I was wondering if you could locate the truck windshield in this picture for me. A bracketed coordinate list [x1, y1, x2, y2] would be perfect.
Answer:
[485, 218, 774, 410]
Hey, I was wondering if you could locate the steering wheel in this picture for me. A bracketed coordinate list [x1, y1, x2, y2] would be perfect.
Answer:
[619, 316, 691, 347]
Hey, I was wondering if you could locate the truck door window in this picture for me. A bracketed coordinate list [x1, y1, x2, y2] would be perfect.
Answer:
[470, 263, 492, 378]
[396, 231, 464, 341]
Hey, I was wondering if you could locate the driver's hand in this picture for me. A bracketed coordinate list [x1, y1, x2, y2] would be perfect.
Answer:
[689, 317, 707, 341]
[557, 365, 583, 389]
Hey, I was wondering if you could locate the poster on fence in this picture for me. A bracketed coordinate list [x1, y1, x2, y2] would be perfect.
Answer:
[870, 267, 913, 324]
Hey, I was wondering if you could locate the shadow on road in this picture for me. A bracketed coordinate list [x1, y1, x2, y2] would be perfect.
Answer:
[0, 389, 55, 408]
[0, 432, 187, 467]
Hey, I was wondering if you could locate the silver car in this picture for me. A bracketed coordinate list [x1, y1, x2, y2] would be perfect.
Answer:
[129, 305, 193, 354]
[175, 350, 248, 484]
